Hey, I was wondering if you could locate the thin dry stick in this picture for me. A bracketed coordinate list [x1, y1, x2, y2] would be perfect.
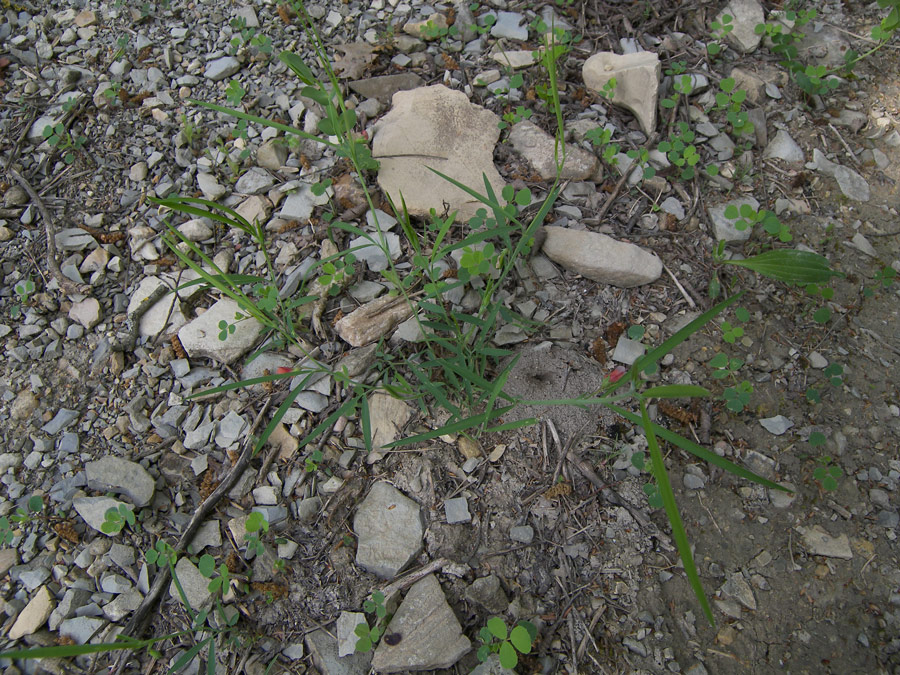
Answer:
[9, 169, 84, 296]
[663, 264, 698, 309]
[378, 557, 449, 600]
[112, 399, 273, 674]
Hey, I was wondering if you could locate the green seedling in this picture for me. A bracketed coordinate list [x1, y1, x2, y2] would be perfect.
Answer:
[42, 123, 87, 164]
[708, 13, 733, 56]
[658, 121, 700, 181]
[101, 504, 136, 535]
[225, 79, 246, 107]
[355, 591, 388, 653]
[0, 495, 44, 545]
[11, 278, 35, 319]
[218, 319, 236, 341]
[477, 617, 537, 670]
[198, 553, 232, 596]
[584, 126, 620, 166]
[626, 147, 655, 180]
[630, 452, 663, 508]
[864, 265, 897, 297]
[813, 454, 842, 491]
[103, 81, 122, 105]
[243, 511, 269, 558]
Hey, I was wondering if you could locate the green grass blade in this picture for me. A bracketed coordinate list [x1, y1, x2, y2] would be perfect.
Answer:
[632, 292, 744, 382]
[384, 405, 515, 447]
[641, 400, 715, 626]
[608, 405, 788, 491]
[257, 377, 324, 454]
[185, 369, 308, 399]
[168, 636, 211, 674]
[207, 637, 216, 675]
[642, 385, 712, 398]
[0, 636, 158, 660]
[481, 354, 518, 428]
[360, 393, 372, 454]
[189, 99, 337, 148]
[297, 395, 359, 449]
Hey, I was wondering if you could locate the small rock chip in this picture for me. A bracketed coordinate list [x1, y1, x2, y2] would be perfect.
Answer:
[8, 585, 55, 639]
[796, 525, 853, 559]
[69, 298, 102, 329]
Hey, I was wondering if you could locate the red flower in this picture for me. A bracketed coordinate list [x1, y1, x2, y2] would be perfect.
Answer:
[276, 366, 293, 375]
[608, 366, 627, 384]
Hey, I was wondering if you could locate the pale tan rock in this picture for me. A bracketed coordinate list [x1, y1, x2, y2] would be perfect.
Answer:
[373, 85, 504, 223]
[334, 295, 414, 347]
[583, 51, 661, 135]
[256, 139, 287, 170]
[720, 0, 764, 54]
[403, 13, 448, 40]
[541, 226, 662, 288]
[268, 422, 299, 461]
[368, 392, 412, 454]
[491, 49, 537, 69]
[9, 586, 55, 640]
[508, 120, 600, 181]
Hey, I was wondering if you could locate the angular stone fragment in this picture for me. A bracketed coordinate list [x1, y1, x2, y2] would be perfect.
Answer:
[368, 391, 412, 455]
[73, 496, 128, 535]
[707, 196, 759, 243]
[86, 456, 155, 507]
[508, 121, 599, 181]
[177, 298, 264, 365]
[583, 52, 660, 135]
[719, 0, 764, 53]
[371, 575, 471, 672]
[354, 482, 423, 578]
[540, 226, 662, 288]
[373, 85, 504, 222]
[335, 295, 414, 347]
[9, 585, 54, 639]
[796, 525, 853, 560]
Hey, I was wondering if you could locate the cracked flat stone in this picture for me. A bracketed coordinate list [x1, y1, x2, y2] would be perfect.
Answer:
[508, 121, 599, 181]
[335, 295, 414, 347]
[127, 276, 188, 337]
[796, 525, 853, 559]
[177, 297, 264, 365]
[41, 408, 80, 435]
[373, 85, 504, 222]
[85, 456, 155, 507]
[763, 129, 804, 164]
[204, 56, 241, 81]
[371, 575, 471, 672]
[367, 391, 412, 457]
[583, 51, 660, 135]
[169, 557, 213, 609]
[354, 481, 423, 578]
[540, 226, 662, 288]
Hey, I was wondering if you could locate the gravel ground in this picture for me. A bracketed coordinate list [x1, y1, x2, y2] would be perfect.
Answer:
[1, 0, 899, 674]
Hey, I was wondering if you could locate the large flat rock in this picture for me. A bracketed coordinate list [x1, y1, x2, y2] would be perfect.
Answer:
[177, 297, 264, 365]
[354, 481, 423, 578]
[540, 226, 662, 287]
[373, 85, 504, 223]
[371, 575, 471, 672]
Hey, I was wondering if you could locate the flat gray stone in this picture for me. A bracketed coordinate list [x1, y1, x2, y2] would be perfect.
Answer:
[371, 575, 471, 672]
[59, 616, 106, 644]
[257, 139, 287, 170]
[178, 297, 264, 365]
[707, 197, 759, 243]
[612, 337, 645, 365]
[56, 227, 97, 251]
[349, 232, 402, 272]
[276, 183, 329, 221]
[796, 525, 853, 559]
[204, 56, 241, 81]
[763, 129, 804, 164]
[508, 120, 599, 181]
[354, 482, 423, 578]
[306, 628, 372, 674]
[373, 85, 504, 223]
[86, 456, 155, 507]
[509, 525, 534, 544]
[234, 167, 275, 195]
[490, 11, 528, 40]
[73, 496, 127, 535]
[337, 611, 366, 657]
[444, 497, 471, 524]
[466, 575, 509, 614]
[169, 557, 213, 610]
[541, 226, 662, 288]
[196, 172, 227, 201]
[41, 408, 80, 435]
[127, 276, 186, 338]
[759, 415, 793, 436]
[720, 0, 764, 53]
[720, 573, 756, 610]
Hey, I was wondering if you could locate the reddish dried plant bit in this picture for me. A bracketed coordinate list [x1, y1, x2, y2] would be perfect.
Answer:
[276, 366, 293, 375]
[608, 366, 628, 384]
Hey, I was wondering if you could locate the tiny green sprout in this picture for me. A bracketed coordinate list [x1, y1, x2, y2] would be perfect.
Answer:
[477, 617, 537, 670]
[642, 482, 664, 509]
[356, 591, 388, 653]
[225, 79, 246, 107]
[723, 381, 753, 413]
[199, 553, 232, 595]
[305, 448, 323, 473]
[823, 363, 843, 387]
[145, 540, 177, 567]
[311, 178, 332, 197]
[806, 387, 821, 404]
[101, 504, 135, 535]
[813, 456, 842, 491]
[218, 320, 236, 341]
[627, 325, 645, 341]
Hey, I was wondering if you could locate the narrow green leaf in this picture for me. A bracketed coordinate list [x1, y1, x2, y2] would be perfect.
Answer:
[384, 406, 514, 448]
[642, 385, 711, 399]
[724, 250, 843, 285]
[641, 401, 714, 626]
